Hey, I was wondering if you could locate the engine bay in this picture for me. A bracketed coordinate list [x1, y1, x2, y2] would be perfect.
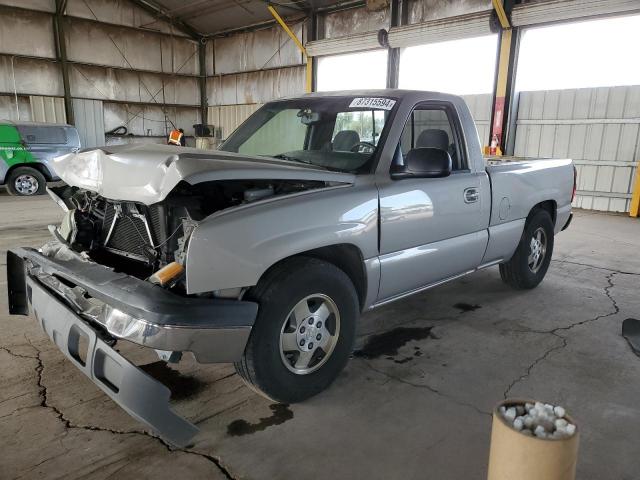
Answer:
[49, 178, 327, 284]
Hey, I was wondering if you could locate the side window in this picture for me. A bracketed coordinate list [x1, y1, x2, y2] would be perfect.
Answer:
[238, 109, 306, 156]
[16, 126, 67, 145]
[332, 110, 386, 151]
[398, 106, 466, 171]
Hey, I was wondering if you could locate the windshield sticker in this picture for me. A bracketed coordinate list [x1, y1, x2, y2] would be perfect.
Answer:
[349, 98, 396, 110]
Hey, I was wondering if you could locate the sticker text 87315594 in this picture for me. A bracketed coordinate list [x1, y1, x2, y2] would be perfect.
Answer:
[349, 98, 396, 110]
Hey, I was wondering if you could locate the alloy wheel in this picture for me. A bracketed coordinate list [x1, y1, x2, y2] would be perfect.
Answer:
[279, 294, 341, 375]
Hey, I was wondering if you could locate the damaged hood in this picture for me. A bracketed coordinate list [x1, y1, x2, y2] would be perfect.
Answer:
[51, 143, 355, 205]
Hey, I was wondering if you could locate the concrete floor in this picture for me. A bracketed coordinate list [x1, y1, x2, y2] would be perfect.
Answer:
[1, 191, 639, 480]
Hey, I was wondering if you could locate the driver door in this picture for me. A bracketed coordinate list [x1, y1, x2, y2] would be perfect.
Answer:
[377, 102, 490, 301]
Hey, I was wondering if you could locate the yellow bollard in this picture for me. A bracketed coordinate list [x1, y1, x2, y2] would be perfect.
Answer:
[487, 399, 579, 480]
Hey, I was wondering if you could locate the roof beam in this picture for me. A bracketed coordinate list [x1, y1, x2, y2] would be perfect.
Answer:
[247, 0, 309, 13]
[128, 0, 203, 39]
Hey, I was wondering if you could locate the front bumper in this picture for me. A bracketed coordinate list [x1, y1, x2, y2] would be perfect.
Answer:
[6, 245, 259, 446]
[8, 246, 258, 363]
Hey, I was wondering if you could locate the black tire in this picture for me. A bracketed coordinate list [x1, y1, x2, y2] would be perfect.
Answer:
[499, 209, 555, 290]
[235, 257, 358, 403]
[6, 166, 47, 196]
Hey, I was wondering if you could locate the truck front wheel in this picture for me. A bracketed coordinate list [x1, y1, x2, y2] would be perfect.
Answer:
[499, 209, 555, 289]
[234, 257, 358, 403]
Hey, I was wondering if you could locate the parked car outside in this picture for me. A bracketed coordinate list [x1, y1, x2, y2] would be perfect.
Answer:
[0, 120, 80, 196]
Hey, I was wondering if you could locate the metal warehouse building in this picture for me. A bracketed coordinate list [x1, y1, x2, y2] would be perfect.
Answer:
[0, 0, 639, 479]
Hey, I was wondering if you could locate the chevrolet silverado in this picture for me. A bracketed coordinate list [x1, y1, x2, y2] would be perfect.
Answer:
[6, 90, 575, 446]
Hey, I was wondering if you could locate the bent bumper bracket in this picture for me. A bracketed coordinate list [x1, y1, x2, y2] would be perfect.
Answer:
[30, 278, 198, 447]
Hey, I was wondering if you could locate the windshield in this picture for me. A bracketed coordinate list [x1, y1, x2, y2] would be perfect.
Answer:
[219, 96, 397, 173]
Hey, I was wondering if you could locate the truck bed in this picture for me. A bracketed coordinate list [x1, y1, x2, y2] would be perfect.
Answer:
[485, 156, 574, 231]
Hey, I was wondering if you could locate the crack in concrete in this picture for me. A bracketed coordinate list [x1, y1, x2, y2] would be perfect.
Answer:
[0, 345, 38, 360]
[361, 359, 491, 417]
[502, 332, 567, 399]
[2, 340, 239, 480]
[503, 272, 620, 399]
[552, 258, 640, 276]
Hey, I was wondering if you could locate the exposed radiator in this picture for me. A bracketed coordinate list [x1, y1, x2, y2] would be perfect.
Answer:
[102, 203, 165, 261]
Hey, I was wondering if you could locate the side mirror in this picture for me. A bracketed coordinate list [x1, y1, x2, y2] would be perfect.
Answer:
[390, 147, 452, 180]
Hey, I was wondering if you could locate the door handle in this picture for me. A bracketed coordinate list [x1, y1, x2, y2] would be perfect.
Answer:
[464, 187, 479, 203]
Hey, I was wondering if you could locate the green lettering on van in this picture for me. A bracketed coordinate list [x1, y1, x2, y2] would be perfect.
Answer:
[0, 124, 36, 167]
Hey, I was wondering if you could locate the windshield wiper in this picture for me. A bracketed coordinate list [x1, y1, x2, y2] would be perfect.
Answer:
[269, 154, 323, 168]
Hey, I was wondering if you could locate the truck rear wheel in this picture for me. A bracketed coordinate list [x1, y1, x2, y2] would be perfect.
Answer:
[6, 166, 46, 196]
[234, 257, 358, 403]
[499, 209, 554, 290]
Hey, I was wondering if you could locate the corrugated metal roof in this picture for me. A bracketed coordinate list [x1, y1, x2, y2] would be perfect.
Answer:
[142, 0, 338, 37]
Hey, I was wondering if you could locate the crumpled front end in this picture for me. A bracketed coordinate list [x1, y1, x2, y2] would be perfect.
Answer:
[51, 143, 355, 205]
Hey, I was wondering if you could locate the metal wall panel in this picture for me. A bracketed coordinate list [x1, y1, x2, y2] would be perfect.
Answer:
[65, 17, 199, 75]
[207, 66, 305, 106]
[461, 93, 492, 146]
[214, 24, 303, 75]
[103, 102, 200, 137]
[324, 6, 390, 39]
[406, 0, 492, 24]
[0, 8, 56, 58]
[305, 6, 389, 57]
[72, 98, 105, 148]
[64, 0, 190, 36]
[512, 0, 640, 27]
[208, 103, 262, 140]
[0, 94, 32, 121]
[312, 0, 492, 55]
[29, 95, 66, 123]
[0, 57, 63, 97]
[0, 0, 54, 12]
[514, 86, 640, 212]
[70, 64, 199, 105]
[388, 11, 493, 48]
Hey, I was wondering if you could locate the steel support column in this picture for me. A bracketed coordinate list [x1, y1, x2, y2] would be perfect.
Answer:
[487, 0, 518, 155]
[198, 40, 208, 125]
[386, 0, 402, 89]
[308, 12, 318, 92]
[54, 0, 74, 125]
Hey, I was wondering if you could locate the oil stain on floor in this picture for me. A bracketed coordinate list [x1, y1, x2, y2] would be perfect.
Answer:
[139, 361, 206, 401]
[453, 302, 482, 313]
[353, 326, 435, 360]
[227, 404, 294, 436]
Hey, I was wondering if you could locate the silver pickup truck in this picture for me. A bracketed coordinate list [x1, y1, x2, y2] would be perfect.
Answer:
[7, 90, 575, 446]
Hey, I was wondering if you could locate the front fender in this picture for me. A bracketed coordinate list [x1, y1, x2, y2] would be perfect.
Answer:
[185, 183, 379, 294]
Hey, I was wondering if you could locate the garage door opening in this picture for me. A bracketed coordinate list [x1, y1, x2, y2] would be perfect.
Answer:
[398, 34, 499, 95]
[516, 14, 640, 91]
[316, 50, 388, 92]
